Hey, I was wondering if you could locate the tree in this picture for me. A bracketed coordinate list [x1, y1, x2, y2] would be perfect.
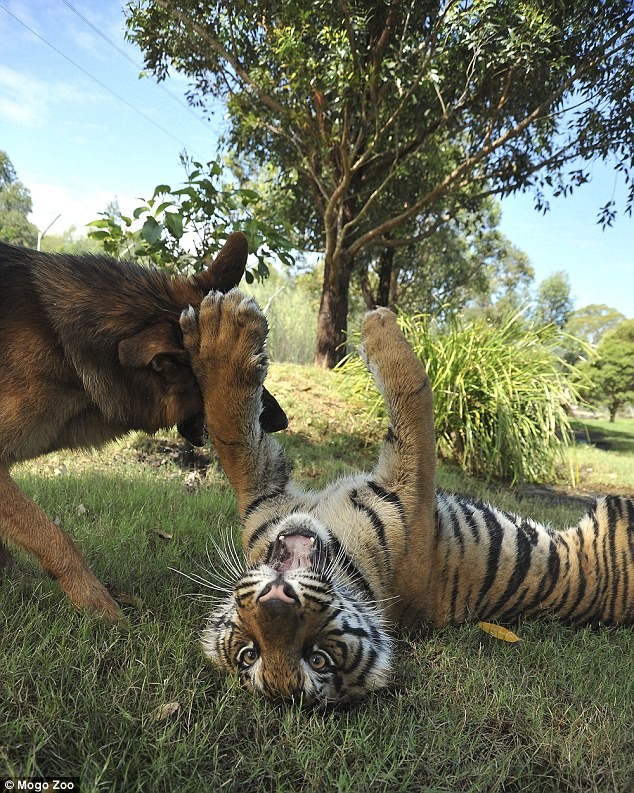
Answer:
[357, 200, 534, 320]
[581, 319, 634, 422]
[0, 151, 38, 247]
[532, 271, 574, 329]
[127, 1, 634, 366]
[565, 304, 625, 346]
[560, 303, 625, 365]
[40, 225, 102, 255]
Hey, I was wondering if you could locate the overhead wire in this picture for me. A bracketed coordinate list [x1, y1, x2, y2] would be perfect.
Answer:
[57, 0, 211, 131]
[0, 1, 204, 154]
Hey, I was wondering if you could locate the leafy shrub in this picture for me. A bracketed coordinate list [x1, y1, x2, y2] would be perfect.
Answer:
[340, 310, 580, 483]
[87, 157, 294, 281]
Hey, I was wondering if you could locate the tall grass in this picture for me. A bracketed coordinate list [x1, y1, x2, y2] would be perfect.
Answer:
[342, 311, 578, 483]
[245, 273, 318, 363]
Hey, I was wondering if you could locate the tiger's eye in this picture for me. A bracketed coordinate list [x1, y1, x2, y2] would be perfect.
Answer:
[237, 645, 259, 669]
[307, 651, 331, 671]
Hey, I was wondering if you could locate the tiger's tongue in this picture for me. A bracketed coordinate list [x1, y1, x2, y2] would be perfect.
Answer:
[277, 535, 314, 572]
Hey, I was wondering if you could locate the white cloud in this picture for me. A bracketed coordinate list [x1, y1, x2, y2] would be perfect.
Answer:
[28, 181, 139, 234]
[67, 27, 101, 56]
[0, 65, 47, 125]
[0, 95, 37, 124]
[0, 64, 100, 127]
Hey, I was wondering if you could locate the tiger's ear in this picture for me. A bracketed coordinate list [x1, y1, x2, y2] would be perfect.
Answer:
[118, 324, 188, 370]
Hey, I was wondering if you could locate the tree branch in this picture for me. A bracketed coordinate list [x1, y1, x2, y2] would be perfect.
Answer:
[155, 0, 287, 118]
[346, 21, 634, 259]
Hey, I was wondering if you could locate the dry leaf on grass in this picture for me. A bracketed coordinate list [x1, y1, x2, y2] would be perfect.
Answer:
[151, 527, 173, 540]
[153, 701, 180, 722]
[478, 622, 521, 643]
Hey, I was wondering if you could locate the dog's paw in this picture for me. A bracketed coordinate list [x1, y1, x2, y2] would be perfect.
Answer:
[61, 572, 128, 625]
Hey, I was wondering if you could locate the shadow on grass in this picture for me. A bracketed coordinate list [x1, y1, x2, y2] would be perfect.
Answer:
[571, 418, 634, 454]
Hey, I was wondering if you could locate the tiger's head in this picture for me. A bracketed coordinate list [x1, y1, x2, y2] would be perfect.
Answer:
[202, 513, 393, 705]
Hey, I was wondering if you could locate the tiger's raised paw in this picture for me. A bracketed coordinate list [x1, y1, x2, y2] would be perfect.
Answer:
[180, 288, 269, 390]
[359, 308, 405, 369]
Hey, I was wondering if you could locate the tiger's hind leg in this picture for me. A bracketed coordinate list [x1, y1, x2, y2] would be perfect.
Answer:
[359, 309, 436, 625]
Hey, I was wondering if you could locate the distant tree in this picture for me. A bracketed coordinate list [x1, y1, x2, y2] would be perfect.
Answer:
[532, 271, 574, 328]
[0, 151, 38, 247]
[357, 201, 534, 321]
[580, 319, 634, 421]
[462, 236, 534, 324]
[565, 304, 625, 346]
[41, 225, 102, 255]
[128, 1, 634, 366]
[561, 303, 625, 365]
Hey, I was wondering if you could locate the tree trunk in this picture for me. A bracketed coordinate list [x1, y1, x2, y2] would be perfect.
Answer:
[375, 246, 394, 307]
[359, 268, 375, 310]
[389, 264, 400, 308]
[609, 401, 618, 422]
[314, 251, 352, 368]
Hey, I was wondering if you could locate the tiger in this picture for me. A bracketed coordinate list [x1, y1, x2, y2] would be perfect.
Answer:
[179, 289, 634, 705]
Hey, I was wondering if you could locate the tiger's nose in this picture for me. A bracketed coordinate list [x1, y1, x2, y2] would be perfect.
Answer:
[258, 578, 298, 606]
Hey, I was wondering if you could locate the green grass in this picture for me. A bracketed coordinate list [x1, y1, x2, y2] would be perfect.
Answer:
[1, 366, 634, 792]
[567, 417, 634, 495]
[572, 417, 634, 455]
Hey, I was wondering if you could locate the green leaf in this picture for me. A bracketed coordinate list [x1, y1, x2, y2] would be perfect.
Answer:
[154, 200, 175, 216]
[164, 211, 184, 239]
[236, 188, 261, 201]
[152, 184, 171, 198]
[278, 250, 296, 267]
[141, 217, 162, 245]
[172, 186, 198, 200]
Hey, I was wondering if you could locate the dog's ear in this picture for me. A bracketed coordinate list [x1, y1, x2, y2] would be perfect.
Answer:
[192, 231, 249, 293]
[118, 324, 187, 372]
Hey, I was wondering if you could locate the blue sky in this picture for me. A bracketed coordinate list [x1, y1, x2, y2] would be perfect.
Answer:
[1, 0, 633, 318]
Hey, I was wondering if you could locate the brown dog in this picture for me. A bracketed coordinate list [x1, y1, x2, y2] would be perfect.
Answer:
[0, 233, 287, 622]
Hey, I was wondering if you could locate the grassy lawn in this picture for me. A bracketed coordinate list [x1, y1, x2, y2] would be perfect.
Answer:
[1, 364, 633, 792]
[567, 418, 634, 496]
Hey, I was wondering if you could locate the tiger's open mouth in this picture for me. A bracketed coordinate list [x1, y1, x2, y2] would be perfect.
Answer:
[267, 530, 322, 573]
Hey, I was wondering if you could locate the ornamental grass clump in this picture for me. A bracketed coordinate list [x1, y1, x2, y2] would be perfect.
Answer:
[341, 310, 579, 484]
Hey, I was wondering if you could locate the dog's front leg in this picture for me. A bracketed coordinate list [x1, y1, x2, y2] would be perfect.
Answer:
[180, 289, 290, 518]
[0, 465, 125, 622]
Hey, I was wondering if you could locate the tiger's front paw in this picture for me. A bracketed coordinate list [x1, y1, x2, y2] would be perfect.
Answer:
[180, 288, 269, 390]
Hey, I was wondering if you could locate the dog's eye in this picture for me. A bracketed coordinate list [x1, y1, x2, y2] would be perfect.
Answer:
[236, 645, 259, 669]
[307, 650, 332, 672]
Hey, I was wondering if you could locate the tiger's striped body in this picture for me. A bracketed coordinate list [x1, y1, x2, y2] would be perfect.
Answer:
[433, 492, 634, 628]
[181, 290, 634, 704]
